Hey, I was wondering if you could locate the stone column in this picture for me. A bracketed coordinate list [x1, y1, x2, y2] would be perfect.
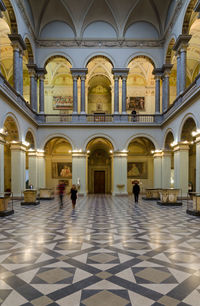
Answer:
[27, 64, 37, 111]
[0, 132, 5, 193]
[80, 75, 86, 114]
[37, 68, 47, 114]
[72, 152, 87, 196]
[162, 64, 173, 112]
[113, 151, 128, 196]
[72, 74, 78, 114]
[161, 151, 172, 188]
[10, 142, 27, 197]
[176, 51, 181, 96]
[153, 151, 162, 188]
[9, 34, 26, 95]
[37, 151, 45, 189]
[173, 143, 189, 197]
[113, 74, 119, 114]
[153, 68, 162, 114]
[173, 35, 191, 94]
[28, 150, 38, 189]
[195, 134, 200, 192]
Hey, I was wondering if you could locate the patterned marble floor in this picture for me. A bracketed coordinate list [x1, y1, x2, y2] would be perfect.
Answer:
[0, 195, 200, 306]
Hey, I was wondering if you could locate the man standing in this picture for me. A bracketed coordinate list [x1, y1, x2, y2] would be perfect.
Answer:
[133, 181, 140, 203]
[57, 180, 66, 208]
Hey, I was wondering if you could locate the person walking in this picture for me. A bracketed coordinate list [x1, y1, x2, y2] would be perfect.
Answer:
[133, 181, 140, 203]
[57, 180, 66, 208]
[70, 184, 78, 209]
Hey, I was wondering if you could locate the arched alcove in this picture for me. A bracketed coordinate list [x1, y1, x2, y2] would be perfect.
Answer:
[87, 137, 113, 194]
[44, 57, 73, 114]
[127, 57, 155, 114]
[44, 137, 72, 192]
[127, 137, 155, 193]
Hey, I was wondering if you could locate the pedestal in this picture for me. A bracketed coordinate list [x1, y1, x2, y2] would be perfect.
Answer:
[157, 189, 182, 206]
[21, 189, 40, 205]
[143, 189, 161, 200]
[39, 188, 54, 200]
[186, 193, 200, 216]
[0, 196, 14, 217]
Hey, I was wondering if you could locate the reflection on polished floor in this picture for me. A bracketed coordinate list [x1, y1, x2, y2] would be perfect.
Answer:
[0, 196, 200, 305]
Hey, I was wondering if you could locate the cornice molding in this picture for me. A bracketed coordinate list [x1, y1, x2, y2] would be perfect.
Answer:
[36, 39, 165, 48]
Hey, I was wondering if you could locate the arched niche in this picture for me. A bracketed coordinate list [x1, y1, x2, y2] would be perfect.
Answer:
[0, 15, 13, 85]
[127, 56, 155, 114]
[86, 56, 113, 114]
[127, 137, 155, 194]
[3, 116, 19, 192]
[44, 137, 72, 192]
[83, 21, 117, 39]
[180, 117, 197, 191]
[44, 56, 73, 114]
[40, 21, 75, 39]
[87, 137, 113, 194]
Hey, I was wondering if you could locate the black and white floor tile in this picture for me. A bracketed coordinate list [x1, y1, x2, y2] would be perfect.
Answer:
[0, 195, 200, 305]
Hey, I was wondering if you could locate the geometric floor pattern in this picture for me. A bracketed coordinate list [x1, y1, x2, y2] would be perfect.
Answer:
[0, 195, 200, 305]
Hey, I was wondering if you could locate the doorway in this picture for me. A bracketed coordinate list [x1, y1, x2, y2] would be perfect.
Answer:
[94, 171, 105, 193]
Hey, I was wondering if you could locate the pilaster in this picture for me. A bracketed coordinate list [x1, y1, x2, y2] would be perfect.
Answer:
[153, 151, 162, 188]
[37, 68, 47, 114]
[72, 151, 87, 196]
[161, 151, 172, 188]
[173, 143, 189, 196]
[113, 151, 128, 196]
[0, 131, 6, 193]
[10, 142, 27, 197]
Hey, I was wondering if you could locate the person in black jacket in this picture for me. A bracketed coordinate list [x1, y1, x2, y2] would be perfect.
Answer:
[132, 182, 140, 203]
[70, 184, 78, 209]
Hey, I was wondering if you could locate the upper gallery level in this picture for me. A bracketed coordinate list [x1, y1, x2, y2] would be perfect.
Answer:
[0, 0, 200, 126]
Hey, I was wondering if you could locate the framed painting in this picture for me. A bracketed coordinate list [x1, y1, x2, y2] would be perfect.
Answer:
[127, 162, 147, 179]
[52, 162, 72, 178]
[53, 96, 73, 110]
[127, 97, 145, 111]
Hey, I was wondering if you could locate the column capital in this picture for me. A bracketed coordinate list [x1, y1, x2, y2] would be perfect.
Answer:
[70, 68, 88, 78]
[10, 141, 28, 152]
[72, 151, 87, 158]
[28, 150, 37, 157]
[8, 34, 26, 51]
[152, 68, 163, 79]
[173, 34, 192, 52]
[161, 150, 172, 157]
[162, 64, 173, 76]
[112, 68, 129, 78]
[173, 142, 190, 152]
[37, 68, 47, 79]
[27, 64, 37, 76]
[153, 151, 163, 158]
[0, 132, 6, 144]
[113, 151, 128, 157]
[194, 133, 200, 144]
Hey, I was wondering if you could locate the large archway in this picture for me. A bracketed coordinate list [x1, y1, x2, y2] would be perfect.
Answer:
[44, 137, 72, 193]
[44, 56, 73, 114]
[180, 117, 196, 191]
[3, 116, 19, 192]
[87, 137, 113, 194]
[127, 137, 155, 193]
[127, 57, 155, 114]
[86, 56, 113, 114]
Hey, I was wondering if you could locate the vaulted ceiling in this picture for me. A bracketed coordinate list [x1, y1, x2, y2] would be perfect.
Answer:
[21, 0, 178, 39]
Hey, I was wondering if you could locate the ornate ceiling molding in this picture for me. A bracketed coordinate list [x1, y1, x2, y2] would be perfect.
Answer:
[36, 39, 164, 48]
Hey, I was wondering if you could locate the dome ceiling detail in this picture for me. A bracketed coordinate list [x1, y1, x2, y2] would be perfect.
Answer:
[21, 0, 178, 40]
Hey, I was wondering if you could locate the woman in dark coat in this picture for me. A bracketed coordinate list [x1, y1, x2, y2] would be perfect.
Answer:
[70, 184, 78, 209]
[133, 182, 140, 203]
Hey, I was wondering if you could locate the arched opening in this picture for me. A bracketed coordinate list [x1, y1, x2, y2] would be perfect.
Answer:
[164, 131, 175, 187]
[0, 14, 13, 86]
[127, 137, 155, 193]
[186, 19, 200, 86]
[44, 137, 72, 193]
[87, 137, 113, 194]
[127, 57, 155, 114]
[86, 56, 113, 114]
[181, 118, 197, 191]
[3, 116, 19, 192]
[44, 56, 73, 114]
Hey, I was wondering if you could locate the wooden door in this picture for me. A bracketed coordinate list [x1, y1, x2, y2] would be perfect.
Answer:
[94, 171, 105, 193]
